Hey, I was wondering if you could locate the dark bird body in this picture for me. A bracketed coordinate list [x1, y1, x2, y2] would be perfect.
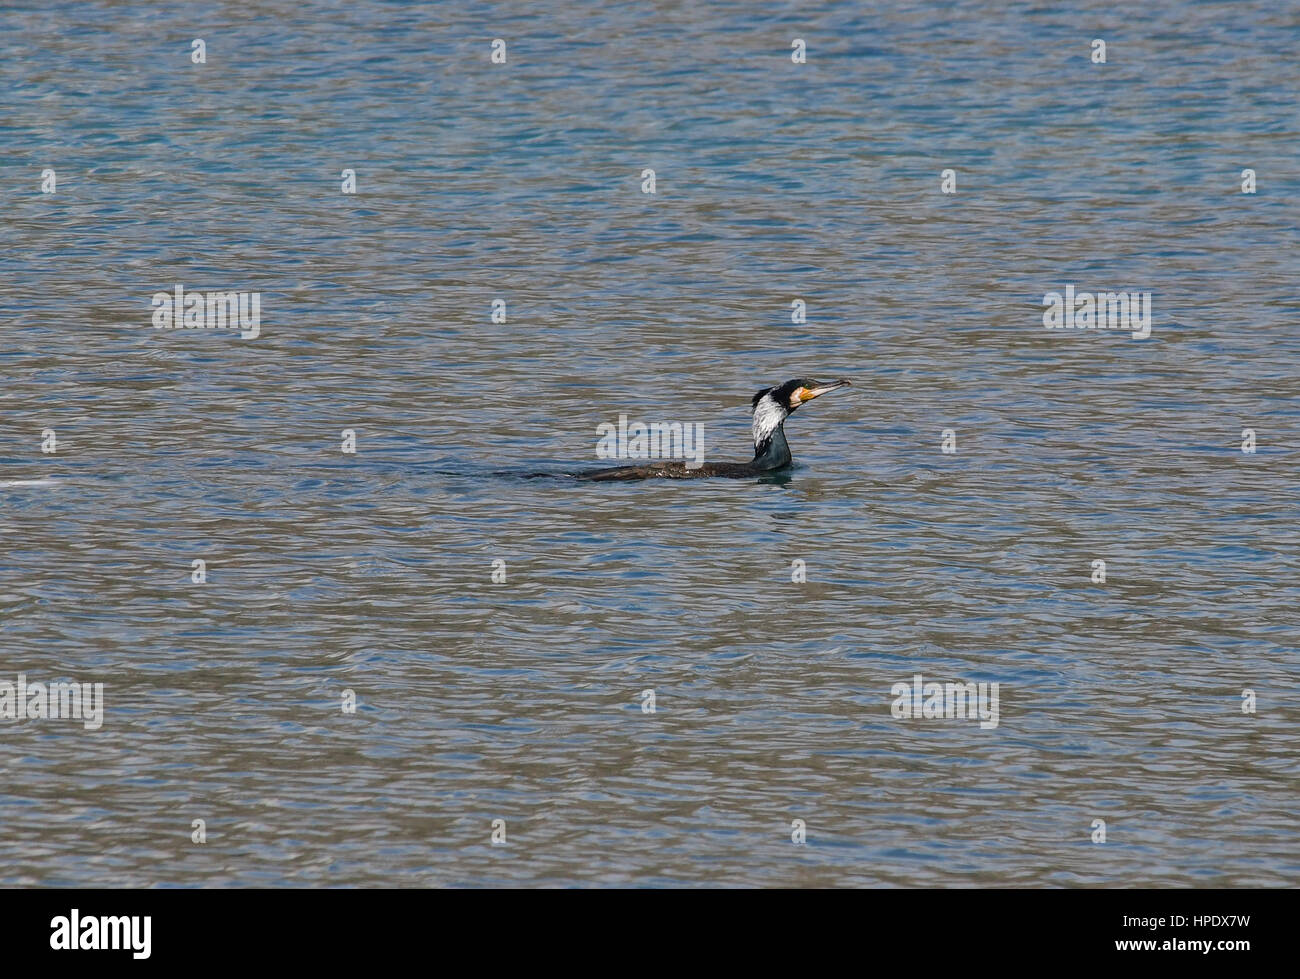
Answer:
[575, 378, 850, 481]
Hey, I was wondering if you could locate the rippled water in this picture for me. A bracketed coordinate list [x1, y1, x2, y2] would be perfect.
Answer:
[2, 1, 1298, 886]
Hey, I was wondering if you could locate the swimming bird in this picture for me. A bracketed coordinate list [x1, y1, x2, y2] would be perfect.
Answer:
[575, 378, 850, 480]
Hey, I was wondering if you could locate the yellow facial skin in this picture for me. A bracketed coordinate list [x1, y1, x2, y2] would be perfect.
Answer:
[793, 380, 851, 406]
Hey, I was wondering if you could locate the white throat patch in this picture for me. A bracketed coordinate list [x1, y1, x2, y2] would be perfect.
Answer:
[751, 393, 788, 445]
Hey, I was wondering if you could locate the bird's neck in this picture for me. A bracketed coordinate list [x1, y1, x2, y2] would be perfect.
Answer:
[752, 424, 791, 470]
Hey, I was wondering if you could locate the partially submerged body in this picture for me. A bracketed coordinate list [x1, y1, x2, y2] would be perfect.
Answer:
[575, 378, 849, 481]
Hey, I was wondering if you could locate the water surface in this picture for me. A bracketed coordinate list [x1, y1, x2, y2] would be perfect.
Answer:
[1, 0, 1297, 886]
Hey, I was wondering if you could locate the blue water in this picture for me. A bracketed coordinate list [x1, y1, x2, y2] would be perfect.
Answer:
[0, 0, 1297, 886]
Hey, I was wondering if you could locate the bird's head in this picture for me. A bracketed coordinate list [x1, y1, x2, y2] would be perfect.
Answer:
[749, 377, 851, 446]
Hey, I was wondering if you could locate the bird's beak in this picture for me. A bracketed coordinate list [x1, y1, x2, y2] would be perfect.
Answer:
[794, 379, 851, 404]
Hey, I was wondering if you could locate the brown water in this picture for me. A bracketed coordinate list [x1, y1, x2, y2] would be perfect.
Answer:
[1, 0, 1297, 886]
